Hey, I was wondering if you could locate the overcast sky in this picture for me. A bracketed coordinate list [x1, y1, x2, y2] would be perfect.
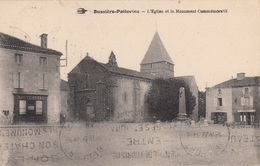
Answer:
[0, 1, 259, 91]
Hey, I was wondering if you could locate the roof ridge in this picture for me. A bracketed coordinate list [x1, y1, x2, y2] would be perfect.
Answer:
[0, 32, 62, 55]
[0, 32, 38, 46]
[175, 75, 194, 78]
[212, 76, 260, 88]
[103, 61, 154, 80]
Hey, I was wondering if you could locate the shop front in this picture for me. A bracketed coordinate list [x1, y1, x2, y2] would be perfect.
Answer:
[211, 112, 227, 124]
[13, 94, 47, 124]
[234, 110, 255, 125]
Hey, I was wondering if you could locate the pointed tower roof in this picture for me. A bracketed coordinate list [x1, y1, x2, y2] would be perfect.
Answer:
[141, 32, 173, 65]
[107, 50, 118, 67]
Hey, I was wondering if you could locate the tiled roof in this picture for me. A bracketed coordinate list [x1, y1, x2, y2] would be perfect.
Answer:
[104, 64, 155, 80]
[140, 31, 173, 65]
[175, 75, 196, 85]
[60, 79, 68, 91]
[213, 77, 260, 88]
[73, 55, 154, 80]
[0, 32, 62, 56]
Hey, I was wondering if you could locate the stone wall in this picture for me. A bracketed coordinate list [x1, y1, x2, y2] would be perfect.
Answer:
[0, 48, 61, 124]
[112, 76, 151, 122]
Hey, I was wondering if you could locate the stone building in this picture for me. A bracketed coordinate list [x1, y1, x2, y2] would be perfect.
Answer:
[68, 32, 199, 122]
[60, 79, 69, 117]
[140, 32, 174, 78]
[68, 53, 153, 122]
[0, 32, 62, 124]
[206, 73, 260, 124]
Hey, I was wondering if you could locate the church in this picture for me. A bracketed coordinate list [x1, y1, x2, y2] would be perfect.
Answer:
[67, 32, 198, 122]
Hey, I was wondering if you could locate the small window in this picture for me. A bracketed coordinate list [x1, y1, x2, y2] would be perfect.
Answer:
[39, 57, 47, 67]
[15, 54, 23, 64]
[218, 89, 222, 95]
[244, 97, 250, 106]
[218, 98, 222, 106]
[124, 92, 127, 102]
[244, 87, 249, 94]
[241, 97, 252, 106]
[19, 100, 26, 115]
[36, 101, 43, 115]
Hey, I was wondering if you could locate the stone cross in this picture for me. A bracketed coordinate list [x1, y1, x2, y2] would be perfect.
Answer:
[177, 87, 187, 120]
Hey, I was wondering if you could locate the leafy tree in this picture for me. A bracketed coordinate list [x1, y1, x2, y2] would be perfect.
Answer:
[147, 78, 196, 122]
[198, 91, 206, 119]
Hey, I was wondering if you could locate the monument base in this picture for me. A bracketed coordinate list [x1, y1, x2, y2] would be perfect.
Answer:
[176, 113, 189, 121]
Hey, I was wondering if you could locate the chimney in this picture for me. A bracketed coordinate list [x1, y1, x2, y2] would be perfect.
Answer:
[40, 33, 48, 48]
[237, 72, 245, 80]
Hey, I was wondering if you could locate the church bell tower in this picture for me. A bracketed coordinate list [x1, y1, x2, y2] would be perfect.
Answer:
[140, 32, 174, 78]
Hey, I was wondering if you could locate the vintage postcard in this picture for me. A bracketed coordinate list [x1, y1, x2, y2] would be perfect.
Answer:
[0, 0, 259, 165]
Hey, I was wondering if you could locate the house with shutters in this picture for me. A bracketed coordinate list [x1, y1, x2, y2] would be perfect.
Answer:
[0, 32, 62, 124]
[68, 31, 199, 122]
[206, 73, 260, 124]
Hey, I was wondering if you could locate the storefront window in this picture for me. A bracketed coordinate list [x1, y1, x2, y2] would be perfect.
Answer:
[36, 101, 43, 115]
[239, 112, 254, 125]
[211, 112, 227, 124]
[19, 100, 26, 114]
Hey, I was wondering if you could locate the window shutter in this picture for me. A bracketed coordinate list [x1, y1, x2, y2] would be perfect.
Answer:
[36, 101, 43, 114]
[241, 97, 245, 106]
[214, 98, 217, 106]
[19, 100, 26, 115]
[13, 72, 19, 88]
[20, 72, 24, 88]
[242, 88, 245, 94]
[250, 96, 253, 106]
[38, 74, 43, 89]
[222, 98, 225, 106]
[44, 74, 48, 90]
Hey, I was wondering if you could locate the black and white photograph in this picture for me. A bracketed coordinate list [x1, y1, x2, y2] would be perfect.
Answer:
[0, 0, 259, 165]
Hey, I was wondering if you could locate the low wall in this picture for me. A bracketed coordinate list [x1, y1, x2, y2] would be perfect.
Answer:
[0, 122, 259, 166]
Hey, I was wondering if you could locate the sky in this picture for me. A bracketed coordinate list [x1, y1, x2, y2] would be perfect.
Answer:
[0, 0, 259, 91]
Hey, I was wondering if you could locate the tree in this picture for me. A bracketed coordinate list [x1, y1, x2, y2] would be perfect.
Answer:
[198, 91, 206, 119]
[147, 78, 196, 122]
